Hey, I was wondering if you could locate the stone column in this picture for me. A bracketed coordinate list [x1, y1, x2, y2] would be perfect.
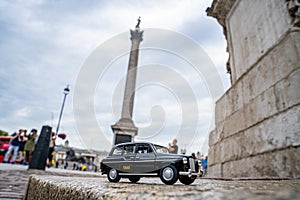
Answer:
[111, 23, 143, 145]
[206, 0, 300, 178]
[121, 28, 143, 120]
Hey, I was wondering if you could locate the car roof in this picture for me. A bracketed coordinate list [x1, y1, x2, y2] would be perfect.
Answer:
[114, 141, 163, 147]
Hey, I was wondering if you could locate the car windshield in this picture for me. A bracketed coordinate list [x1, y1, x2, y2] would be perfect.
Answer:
[154, 145, 169, 154]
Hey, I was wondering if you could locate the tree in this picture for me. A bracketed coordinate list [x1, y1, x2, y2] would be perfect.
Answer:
[0, 129, 9, 136]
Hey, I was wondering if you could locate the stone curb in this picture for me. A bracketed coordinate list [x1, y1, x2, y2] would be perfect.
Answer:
[25, 175, 104, 200]
[24, 174, 300, 200]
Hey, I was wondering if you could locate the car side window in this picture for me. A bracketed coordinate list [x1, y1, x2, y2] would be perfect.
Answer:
[112, 146, 123, 156]
[136, 144, 153, 154]
[123, 145, 135, 155]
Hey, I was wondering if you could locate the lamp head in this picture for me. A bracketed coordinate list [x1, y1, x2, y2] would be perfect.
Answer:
[64, 85, 70, 95]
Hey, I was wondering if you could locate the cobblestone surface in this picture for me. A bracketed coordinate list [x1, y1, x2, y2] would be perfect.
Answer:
[0, 163, 101, 199]
[1, 163, 300, 200]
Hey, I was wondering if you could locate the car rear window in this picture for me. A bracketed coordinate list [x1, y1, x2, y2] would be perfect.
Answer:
[112, 146, 123, 156]
[111, 144, 136, 156]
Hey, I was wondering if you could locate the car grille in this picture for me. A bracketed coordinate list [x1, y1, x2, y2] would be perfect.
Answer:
[189, 158, 195, 171]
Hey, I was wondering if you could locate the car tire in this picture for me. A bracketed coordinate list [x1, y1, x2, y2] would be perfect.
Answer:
[178, 175, 197, 185]
[107, 168, 121, 182]
[128, 176, 140, 183]
[159, 165, 178, 185]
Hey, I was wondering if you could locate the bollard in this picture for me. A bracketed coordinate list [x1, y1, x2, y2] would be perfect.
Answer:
[28, 125, 52, 170]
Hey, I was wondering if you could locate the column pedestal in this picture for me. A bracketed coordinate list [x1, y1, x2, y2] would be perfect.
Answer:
[111, 118, 138, 144]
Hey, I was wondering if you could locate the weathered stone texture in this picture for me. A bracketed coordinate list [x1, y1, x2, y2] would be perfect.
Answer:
[24, 174, 300, 200]
[275, 68, 300, 112]
[26, 176, 103, 200]
[207, 163, 222, 178]
[228, 0, 291, 83]
[222, 146, 300, 178]
[211, 105, 300, 166]
[214, 31, 300, 125]
[207, 0, 300, 178]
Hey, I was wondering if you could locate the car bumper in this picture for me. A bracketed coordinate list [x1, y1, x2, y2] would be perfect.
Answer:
[179, 169, 201, 177]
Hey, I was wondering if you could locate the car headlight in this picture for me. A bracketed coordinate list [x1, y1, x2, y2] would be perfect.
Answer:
[183, 157, 188, 164]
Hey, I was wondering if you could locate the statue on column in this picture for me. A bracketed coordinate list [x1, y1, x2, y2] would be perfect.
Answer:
[136, 16, 141, 28]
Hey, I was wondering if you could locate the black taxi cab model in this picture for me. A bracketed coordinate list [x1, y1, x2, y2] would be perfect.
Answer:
[100, 142, 200, 185]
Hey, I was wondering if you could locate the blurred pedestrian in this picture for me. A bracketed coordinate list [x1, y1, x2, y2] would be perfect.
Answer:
[191, 152, 199, 170]
[64, 161, 68, 169]
[24, 129, 38, 165]
[47, 132, 56, 167]
[168, 139, 178, 154]
[202, 156, 208, 175]
[3, 129, 24, 163]
[16, 129, 28, 164]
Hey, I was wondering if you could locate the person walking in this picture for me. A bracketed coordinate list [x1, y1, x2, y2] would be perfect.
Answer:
[191, 153, 198, 162]
[168, 139, 178, 154]
[47, 132, 56, 167]
[24, 129, 38, 165]
[202, 156, 208, 176]
[16, 129, 27, 164]
[3, 129, 24, 164]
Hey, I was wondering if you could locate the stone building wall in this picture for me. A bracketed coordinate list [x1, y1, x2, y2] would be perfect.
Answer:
[207, 0, 300, 178]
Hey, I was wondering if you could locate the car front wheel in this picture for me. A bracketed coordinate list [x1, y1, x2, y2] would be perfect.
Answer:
[178, 175, 197, 185]
[107, 168, 121, 182]
[159, 165, 178, 185]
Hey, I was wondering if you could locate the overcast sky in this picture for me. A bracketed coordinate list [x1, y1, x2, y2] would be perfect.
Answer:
[0, 0, 230, 155]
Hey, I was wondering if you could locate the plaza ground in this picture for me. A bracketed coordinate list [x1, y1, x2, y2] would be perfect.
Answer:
[0, 163, 299, 199]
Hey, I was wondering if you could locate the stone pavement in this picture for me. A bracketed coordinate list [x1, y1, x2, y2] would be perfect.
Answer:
[0, 163, 101, 200]
[1, 163, 300, 200]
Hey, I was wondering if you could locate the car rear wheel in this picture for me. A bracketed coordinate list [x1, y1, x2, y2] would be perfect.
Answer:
[107, 168, 121, 182]
[128, 176, 140, 183]
[179, 175, 197, 185]
[159, 165, 178, 185]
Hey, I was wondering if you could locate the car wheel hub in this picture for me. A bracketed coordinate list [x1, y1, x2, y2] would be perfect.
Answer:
[163, 167, 174, 181]
[109, 169, 117, 179]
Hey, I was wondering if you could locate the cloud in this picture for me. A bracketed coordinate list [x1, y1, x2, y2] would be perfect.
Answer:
[15, 107, 31, 117]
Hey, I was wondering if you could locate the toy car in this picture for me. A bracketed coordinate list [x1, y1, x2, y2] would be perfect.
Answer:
[100, 142, 201, 185]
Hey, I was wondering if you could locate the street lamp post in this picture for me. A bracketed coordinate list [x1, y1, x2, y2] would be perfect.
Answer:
[29, 86, 70, 170]
[55, 85, 70, 137]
